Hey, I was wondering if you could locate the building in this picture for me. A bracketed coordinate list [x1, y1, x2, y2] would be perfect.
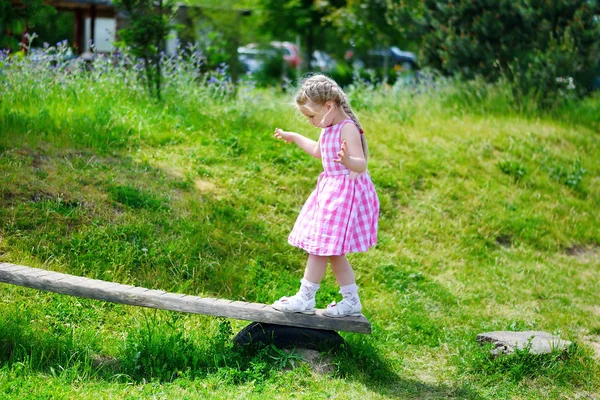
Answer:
[10, 0, 121, 54]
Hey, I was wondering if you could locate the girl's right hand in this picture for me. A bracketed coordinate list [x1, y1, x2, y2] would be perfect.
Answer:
[274, 128, 294, 143]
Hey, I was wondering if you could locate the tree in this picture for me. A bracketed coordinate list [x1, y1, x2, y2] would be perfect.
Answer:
[187, 1, 258, 84]
[327, 0, 405, 50]
[1, 0, 55, 51]
[387, 0, 600, 97]
[259, 0, 343, 71]
[325, 0, 420, 83]
[114, 0, 176, 100]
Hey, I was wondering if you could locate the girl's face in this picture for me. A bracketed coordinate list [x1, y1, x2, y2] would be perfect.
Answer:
[300, 101, 335, 128]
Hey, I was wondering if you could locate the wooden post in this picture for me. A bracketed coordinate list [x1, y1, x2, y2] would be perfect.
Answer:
[75, 9, 84, 53]
[21, 23, 28, 55]
[90, 4, 97, 50]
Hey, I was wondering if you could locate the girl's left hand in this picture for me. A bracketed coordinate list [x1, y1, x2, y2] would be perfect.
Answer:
[334, 140, 349, 165]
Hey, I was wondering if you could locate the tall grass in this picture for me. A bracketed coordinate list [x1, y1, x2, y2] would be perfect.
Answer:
[1, 45, 599, 399]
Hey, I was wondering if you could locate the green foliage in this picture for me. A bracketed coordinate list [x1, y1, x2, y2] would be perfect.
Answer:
[120, 314, 304, 385]
[248, 47, 286, 87]
[541, 155, 586, 191]
[0, 0, 55, 51]
[199, 31, 230, 70]
[498, 160, 527, 182]
[258, 0, 329, 70]
[258, 0, 318, 41]
[327, 59, 354, 86]
[192, 1, 254, 83]
[326, 0, 410, 51]
[0, 295, 101, 374]
[113, 0, 176, 100]
[121, 312, 203, 381]
[396, 0, 600, 102]
[27, 9, 74, 47]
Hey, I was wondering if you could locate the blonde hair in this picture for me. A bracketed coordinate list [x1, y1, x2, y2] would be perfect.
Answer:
[295, 74, 369, 160]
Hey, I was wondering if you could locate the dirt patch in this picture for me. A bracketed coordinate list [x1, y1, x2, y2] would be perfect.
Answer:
[583, 335, 600, 359]
[31, 152, 47, 169]
[12, 147, 49, 169]
[565, 245, 600, 263]
[583, 306, 600, 316]
[496, 235, 512, 247]
[1, 191, 17, 201]
[195, 179, 217, 193]
[30, 192, 55, 202]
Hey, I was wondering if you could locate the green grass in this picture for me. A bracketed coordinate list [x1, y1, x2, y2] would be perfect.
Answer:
[0, 57, 599, 398]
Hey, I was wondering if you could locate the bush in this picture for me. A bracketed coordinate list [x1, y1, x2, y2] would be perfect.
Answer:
[393, 0, 600, 102]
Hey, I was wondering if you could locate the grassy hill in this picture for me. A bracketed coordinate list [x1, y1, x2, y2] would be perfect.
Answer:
[1, 56, 599, 398]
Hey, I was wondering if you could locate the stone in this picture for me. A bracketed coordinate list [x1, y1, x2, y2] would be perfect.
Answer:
[476, 331, 572, 356]
[285, 348, 335, 374]
[91, 354, 121, 372]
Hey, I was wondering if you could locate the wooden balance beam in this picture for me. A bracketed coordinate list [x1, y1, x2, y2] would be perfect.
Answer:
[0, 263, 371, 347]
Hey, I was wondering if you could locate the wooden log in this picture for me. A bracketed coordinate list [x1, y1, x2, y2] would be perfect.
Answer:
[0, 263, 372, 334]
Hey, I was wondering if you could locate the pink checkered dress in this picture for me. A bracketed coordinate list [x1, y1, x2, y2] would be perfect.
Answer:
[288, 119, 379, 256]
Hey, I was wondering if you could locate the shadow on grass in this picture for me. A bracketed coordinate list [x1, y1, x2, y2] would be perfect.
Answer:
[330, 335, 483, 400]
[0, 312, 482, 398]
[0, 306, 92, 373]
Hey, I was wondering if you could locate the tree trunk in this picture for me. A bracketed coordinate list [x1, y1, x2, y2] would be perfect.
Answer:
[228, 13, 240, 87]
[305, 22, 313, 71]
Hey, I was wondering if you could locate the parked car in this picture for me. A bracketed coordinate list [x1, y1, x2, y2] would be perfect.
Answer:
[237, 44, 290, 85]
[269, 41, 301, 69]
[347, 46, 417, 73]
[238, 45, 279, 74]
[239, 41, 301, 71]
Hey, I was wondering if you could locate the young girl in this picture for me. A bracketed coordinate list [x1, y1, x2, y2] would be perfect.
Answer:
[272, 74, 379, 318]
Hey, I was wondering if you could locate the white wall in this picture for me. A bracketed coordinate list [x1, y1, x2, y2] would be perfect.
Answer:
[166, 30, 178, 55]
[84, 17, 116, 53]
[83, 18, 178, 55]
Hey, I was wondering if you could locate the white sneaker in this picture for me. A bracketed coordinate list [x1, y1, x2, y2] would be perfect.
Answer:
[323, 298, 362, 318]
[272, 294, 316, 315]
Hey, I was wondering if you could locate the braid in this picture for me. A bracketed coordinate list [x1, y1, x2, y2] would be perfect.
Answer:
[297, 77, 339, 105]
[340, 94, 369, 160]
[340, 93, 362, 133]
[296, 74, 369, 160]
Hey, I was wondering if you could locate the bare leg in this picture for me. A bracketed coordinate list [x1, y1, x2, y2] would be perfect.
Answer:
[329, 255, 356, 286]
[303, 254, 328, 284]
